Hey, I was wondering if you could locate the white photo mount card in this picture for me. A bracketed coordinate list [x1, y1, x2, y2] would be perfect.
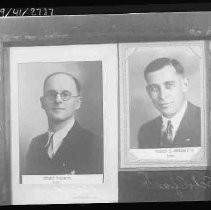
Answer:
[119, 41, 208, 170]
[10, 44, 118, 204]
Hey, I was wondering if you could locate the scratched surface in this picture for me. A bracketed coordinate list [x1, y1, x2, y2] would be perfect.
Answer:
[119, 171, 211, 202]
[0, 12, 211, 44]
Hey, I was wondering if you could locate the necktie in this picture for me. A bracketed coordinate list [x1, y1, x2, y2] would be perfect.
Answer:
[161, 120, 173, 147]
[47, 133, 54, 158]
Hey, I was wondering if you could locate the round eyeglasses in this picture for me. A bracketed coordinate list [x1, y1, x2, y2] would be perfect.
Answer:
[44, 90, 79, 101]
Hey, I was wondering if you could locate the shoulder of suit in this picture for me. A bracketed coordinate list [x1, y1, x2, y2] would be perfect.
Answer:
[73, 121, 96, 136]
[69, 121, 102, 146]
[138, 116, 161, 142]
[80, 127, 102, 145]
[30, 132, 48, 147]
[139, 116, 161, 131]
[186, 102, 201, 121]
[188, 102, 201, 113]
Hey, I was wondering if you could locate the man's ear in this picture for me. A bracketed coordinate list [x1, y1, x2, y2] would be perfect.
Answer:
[75, 97, 82, 110]
[40, 96, 45, 110]
[182, 77, 189, 92]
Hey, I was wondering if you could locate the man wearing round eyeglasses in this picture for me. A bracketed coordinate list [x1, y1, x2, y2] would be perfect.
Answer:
[25, 72, 103, 175]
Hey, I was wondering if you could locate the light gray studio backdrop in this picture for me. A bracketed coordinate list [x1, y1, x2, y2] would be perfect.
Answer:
[129, 45, 202, 148]
[18, 61, 103, 174]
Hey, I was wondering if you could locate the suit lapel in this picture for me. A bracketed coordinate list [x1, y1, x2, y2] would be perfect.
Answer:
[153, 116, 163, 147]
[40, 132, 50, 155]
[173, 103, 192, 146]
[51, 121, 81, 163]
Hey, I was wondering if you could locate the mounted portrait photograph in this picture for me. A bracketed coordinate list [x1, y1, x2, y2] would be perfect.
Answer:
[119, 41, 208, 169]
[19, 61, 103, 178]
[9, 44, 118, 204]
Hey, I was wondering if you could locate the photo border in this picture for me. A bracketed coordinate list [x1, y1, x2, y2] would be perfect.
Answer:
[9, 44, 118, 204]
[119, 40, 209, 170]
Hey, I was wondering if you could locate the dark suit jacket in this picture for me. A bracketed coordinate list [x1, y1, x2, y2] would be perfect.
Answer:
[25, 121, 103, 175]
[138, 102, 201, 148]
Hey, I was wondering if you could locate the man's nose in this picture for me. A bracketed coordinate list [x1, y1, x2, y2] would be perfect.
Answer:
[55, 93, 63, 103]
[159, 87, 168, 100]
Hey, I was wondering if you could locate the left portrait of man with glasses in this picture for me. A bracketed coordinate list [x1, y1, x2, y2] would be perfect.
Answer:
[24, 72, 103, 175]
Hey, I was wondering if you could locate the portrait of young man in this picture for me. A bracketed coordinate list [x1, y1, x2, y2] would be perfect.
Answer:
[19, 62, 104, 175]
[138, 57, 201, 149]
[24, 71, 103, 175]
[23, 72, 103, 175]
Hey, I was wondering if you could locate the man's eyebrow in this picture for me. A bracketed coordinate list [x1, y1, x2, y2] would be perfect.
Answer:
[147, 84, 159, 88]
[147, 82, 176, 88]
[164, 81, 175, 84]
[148, 83, 158, 86]
[45, 89, 56, 92]
[45, 89, 72, 93]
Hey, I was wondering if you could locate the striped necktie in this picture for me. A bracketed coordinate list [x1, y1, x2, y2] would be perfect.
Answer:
[161, 120, 173, 147]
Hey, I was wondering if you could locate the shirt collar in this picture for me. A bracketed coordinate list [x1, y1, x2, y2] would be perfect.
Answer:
[162, 101, 187, 132]
[45, 118, 75, 148]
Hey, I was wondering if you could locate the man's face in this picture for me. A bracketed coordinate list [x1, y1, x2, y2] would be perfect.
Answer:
[145, 65, 188, 118]
[40, 74, 81, 123]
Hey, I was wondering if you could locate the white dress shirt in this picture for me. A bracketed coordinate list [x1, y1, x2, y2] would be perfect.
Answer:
[45, 118, 75, 159]
[161, 101, 187, 140]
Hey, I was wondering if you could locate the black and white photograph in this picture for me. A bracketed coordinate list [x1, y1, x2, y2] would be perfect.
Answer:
[20, 61, 103, 179]
[119, 41, 208, 169]
[1, 11, 211, 205]
[10, 44, 118, 204]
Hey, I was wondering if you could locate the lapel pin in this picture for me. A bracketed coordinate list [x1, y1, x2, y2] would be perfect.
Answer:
[70, 170, 76, 175]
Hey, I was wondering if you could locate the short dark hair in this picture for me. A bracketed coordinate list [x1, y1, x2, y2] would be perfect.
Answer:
[144, 57, 185, 80]
[43, 72, 81, 95]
